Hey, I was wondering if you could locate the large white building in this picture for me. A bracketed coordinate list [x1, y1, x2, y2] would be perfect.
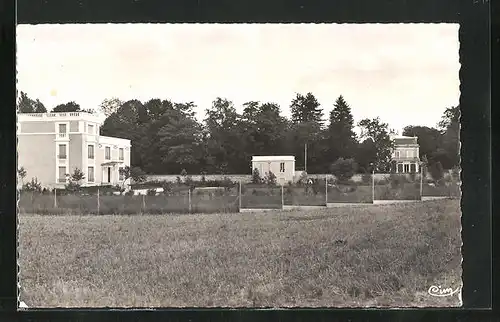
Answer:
[18, 112, 131, 189]
[251, 155, 296, 185]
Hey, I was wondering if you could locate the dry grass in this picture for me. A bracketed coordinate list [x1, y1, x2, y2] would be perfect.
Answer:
[18, 199, 462, 308]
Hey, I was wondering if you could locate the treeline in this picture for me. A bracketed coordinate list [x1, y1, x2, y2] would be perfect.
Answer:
[18, 92, 460, 175]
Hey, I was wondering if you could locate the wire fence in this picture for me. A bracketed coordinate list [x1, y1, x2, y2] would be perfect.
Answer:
[18, 173, 461, 215]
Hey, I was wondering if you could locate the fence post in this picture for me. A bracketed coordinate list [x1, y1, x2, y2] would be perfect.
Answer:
[420, 165, 424, 199]
[325, 175, 328, 205]
[239, 180, 242, 210]
[188, 189, 192, 213]
[97, 188, 100, 214]
[281, 185, 284, 210]
[372, 170, 375, 203]
[54, 189, 57, 208]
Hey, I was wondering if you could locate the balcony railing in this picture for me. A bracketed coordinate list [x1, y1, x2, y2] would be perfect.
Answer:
[58, 154, 67, 159]
[58, 133, 67, 138]
[57, 178, 67, 183]
[88, 154, 95, 159]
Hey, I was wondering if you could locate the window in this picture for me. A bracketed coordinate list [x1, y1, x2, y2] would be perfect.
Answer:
[404, 164, 410, 173]
[410, 163, 416, 173]
[280, 162, 285, 173]
[88, 124, 94, 135]
[395, 151, 400, 158]
[397, 164, 403, 173]
[88, 145, 94, 159]
[119, 148, 124, 160]
[58, 123, 67, 133]
[58, 166, 66, 182]
[408, 150, 414, 158]
[105, 146, 111, 160]
[119, 167, 124, 181]
[58, 144, 67, 159]
[88, 166, 95, 182]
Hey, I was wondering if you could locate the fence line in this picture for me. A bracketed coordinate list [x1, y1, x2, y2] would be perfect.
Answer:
[21, 174, 460, 215]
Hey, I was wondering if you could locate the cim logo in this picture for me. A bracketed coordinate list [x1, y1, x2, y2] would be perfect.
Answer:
[427, 285, 461, 297]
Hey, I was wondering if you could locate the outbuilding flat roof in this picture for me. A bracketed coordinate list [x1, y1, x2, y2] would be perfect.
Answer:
[252, 155, 295, 162]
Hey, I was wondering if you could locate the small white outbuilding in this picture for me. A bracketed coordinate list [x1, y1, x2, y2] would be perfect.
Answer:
[251, 155, 295, 185]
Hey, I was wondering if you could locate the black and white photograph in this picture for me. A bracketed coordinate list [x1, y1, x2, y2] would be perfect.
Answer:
[16, 23, 462, 308]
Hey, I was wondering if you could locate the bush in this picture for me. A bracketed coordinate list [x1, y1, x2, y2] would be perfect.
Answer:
[125, 190, 134, 196]
[330, 158, 358, 183]
[451, 166, 461, 181]
[252, 168, 262, 184]
[264, 171, 277, 186]
[298, 172, 308, 185]
[161, 181, 173, 195]
[429, 161, 444, 182]
[130, 166, 147, 183]
[361, 173, 372, 185]
[22, 177, 42, 192]
[389, 174, 408, 189]
[147, 188, 157, 196]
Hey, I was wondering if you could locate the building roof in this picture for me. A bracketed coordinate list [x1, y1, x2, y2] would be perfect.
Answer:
[252, 155, 295, 162]
[394, 136, 417, 143]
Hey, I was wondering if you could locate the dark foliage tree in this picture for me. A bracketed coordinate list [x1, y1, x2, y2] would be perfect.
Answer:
[439, 105, 460, 169]
[358, 117, 393, 172]
[325, 95, 358, 164]
[402, 125, 442, 160]
[99, 97, 123, 117]
[17, 92, 47, 113]
[354, 138, 377, 173]
[330, 157, 358, 183]
[51, 101, 82, 113]
[289, 92, 324, 172]
[203, 98, 246, 174]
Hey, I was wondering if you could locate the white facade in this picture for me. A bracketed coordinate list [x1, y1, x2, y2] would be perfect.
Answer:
[18, 112, 131, 189]
[251, 155, 295, 185]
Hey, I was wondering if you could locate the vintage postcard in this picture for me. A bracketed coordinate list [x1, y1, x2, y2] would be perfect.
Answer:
[16, 23, 462, 308]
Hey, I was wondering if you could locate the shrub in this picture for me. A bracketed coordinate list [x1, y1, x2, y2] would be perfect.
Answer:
[124, 190, 134, 196]
[298, 172, 308, 185]
[185, 175, 194, 186]
[451, 166, 461, 181]
[429, 161, 444, 182]
[252, 168, 262, 184]
[23, 177, 42, 192]
[264, 171, 277, 186]
[200, 173, 207, 184]
[180, 169, 187, 177]
[330, 158, 358, 183]
[146, 188, 157, 196]
[129, 166, 147, 183]
[389, 174, 408, 189]
[361, 173, 372, 185]
[161, 181, 173, 195]
[409, 171, 417, 182]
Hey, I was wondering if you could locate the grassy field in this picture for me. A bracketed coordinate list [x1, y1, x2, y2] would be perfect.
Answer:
[18, 199, 462, 308]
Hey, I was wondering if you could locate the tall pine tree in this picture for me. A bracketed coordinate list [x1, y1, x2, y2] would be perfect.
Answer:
[326, 95, 357, 163]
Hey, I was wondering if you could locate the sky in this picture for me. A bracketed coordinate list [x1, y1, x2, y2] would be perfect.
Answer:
[16, 23, 460, 133]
